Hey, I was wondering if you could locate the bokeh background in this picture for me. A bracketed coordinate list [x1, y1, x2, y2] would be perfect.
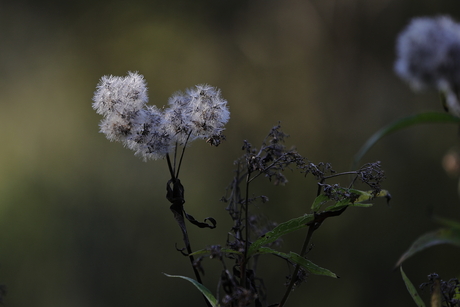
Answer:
[1, 0, 460, 306]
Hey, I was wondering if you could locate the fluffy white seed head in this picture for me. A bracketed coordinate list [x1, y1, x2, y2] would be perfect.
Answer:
[99, 113, 133, 142]
[126, 107, 172, 161]
[165, 84, 230, 146]
[164, 92, 195, 145]
[92, 72, 230, 160]
[187, 84, 230, 145]
[92, 71, 149, 116]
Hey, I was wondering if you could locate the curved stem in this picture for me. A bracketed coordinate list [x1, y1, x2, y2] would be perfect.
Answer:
[322, 171, 357, 180]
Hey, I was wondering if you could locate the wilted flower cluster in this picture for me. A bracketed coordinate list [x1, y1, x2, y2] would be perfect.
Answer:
[395, 16, 460, 116]
[92, 72, 230, 160]
[420, 273, 460, 306]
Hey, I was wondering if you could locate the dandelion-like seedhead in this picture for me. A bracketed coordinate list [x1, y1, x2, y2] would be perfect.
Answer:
[166, 84, 230, 146]
[92, 72, 149, 116]
[395, 16, 460, 116]
[92, 72, 230, 160]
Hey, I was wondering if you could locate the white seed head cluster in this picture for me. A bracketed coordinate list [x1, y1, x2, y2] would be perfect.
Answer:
[92, 72, 230, 160]
[395, 16, 460, 116]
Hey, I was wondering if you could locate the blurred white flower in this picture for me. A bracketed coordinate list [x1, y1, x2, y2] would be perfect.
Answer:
[395, 16, 460, 116]
[92, 72, 230, 160]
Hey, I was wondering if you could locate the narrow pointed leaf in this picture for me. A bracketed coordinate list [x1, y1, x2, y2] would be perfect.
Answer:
[322, 189, 389, 211]
[311, 194, 330, 211]
[396, 228, 460, 267]
[163, 273, 218, 307]
[324, 199, 352, 211]
[353, 112, 460, 167]
[400, 266, 426, 307]
[350, 203, 373, 208]
[354, 189, 391, 204]
[248, 214, 314, 257]
[254, 247, 338, 278]
[434, 217, 460, 231]
[288, 251, 338, 278]
[352, 189, 373, 202]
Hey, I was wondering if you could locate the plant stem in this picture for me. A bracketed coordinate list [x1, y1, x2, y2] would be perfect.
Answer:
[278, 223, 316, 307]
[166, 154, 176, 181]
[175, 132, 192, 179]
[167, 176, 211, 307]
[322, 171, 357, 180]
[241, 169, 251, 288]
[170, 203, 212, 307]
[277, 206, 348, 307]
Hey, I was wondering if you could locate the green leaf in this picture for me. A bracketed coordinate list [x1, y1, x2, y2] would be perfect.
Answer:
[248, 214, 314, 257]
[400, 266, 426, 307]
[163, 273, 218, 307]
[188, 249, 213, 257]
[324, 198, 352, 211]
[354, 189, 390, 204]
[255, 247, 338, 278]
[434, 217, 460, 231]
[395, 228, 460, 267]
[288, 252, 338, 278]
[350, 202, 373, 208]
[321, 189, 390, 211]
[353, 112, 460, 167]
[351, 189, 373, 202]
[454, 284, 460, 301]
[311, 194, 330, 211]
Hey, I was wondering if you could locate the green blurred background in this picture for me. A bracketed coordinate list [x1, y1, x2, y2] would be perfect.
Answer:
[1, 0, 460, 306]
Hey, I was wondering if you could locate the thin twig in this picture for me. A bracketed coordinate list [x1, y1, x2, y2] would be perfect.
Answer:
[278, 224, 316, 307]
[322, 171, 358, 180]
[166, 153, 176, 181]
[277, 206, 348, 306]
[247, 151, 296, 184]
[241, 169, 251, 289]
[175, 132, 192, 179]
[170, 203, 211, 307]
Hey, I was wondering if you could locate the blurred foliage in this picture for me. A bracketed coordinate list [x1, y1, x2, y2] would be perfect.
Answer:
[1, 0, 460, 306]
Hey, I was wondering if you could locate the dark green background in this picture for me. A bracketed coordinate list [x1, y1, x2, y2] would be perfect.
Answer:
[1, 1, 460, 306]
